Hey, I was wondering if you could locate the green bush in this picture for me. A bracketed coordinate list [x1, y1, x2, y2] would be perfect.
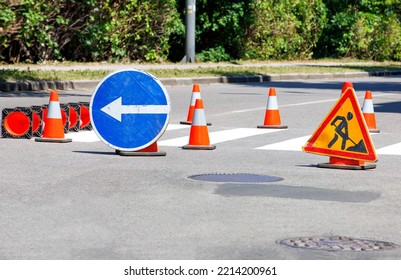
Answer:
[91, 0, 181, 62]
[1, 0, 60, 62]
[0, 0, 181, 63]
[315, 1, 401, 60]
[196, 1, 253, 60]
[196, 46, 231, 62]
[0, 1, 15, 60]
[168, 0, 253, 62]
[348, 12, 401, 61]
[2, 0, 401, 63]
[243, 0, 327, 60]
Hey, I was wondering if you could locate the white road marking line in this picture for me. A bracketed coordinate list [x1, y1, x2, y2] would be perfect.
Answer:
[376, 142, 401, 155]
[165, 124, 188, 131]
[255, 133, 401, 156]
[65, 124, 401, 156]
[158, 128, 283, 147]
[256, 135, 310, 151]
[67, 131, 99, 142]
[214, 93, 398, 116]
[69, 123, 188, 142]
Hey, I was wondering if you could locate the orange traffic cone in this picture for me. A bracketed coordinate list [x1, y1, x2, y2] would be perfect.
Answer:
[257, 88, 288, 129]
[182, 99, 216, 150]
[341, 81, 354, 94]
[180, 84, 211, 126]
[362, 90, 380, 133]
[35, 90, 72, 143]
[116, 142, 166, 156]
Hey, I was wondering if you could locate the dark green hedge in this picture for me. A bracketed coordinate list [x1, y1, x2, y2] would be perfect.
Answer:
[0, 0, 181, 63]
[1, 0, 401, 63]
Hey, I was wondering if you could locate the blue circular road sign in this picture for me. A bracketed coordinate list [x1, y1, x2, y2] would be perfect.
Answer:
[90, 69, 171, 151]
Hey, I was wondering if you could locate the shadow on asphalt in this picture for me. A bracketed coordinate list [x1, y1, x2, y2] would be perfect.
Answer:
[375, 101, 401, 113]
[241, 78, 401, 92]
[214, 183, 380, 203]
[72, 150, 116, 156]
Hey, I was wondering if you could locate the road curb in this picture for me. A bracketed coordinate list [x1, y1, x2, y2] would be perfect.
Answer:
[1, 70, 401, 92]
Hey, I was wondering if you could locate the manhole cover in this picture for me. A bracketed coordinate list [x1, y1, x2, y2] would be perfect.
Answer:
[279, 236, 398, 252]
[189, 173, 284, 183]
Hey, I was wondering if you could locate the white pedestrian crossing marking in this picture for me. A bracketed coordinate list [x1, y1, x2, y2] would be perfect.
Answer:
[62, 124, 401, 156]
[67, 124, 188, 142]
[256, 135, 310, 151]
[158, 127, 283, 147]
[67, 131, 99, 142]
[255, 134, 401, 156]
[165, 124, 188, 131]
[376, 142, 401, 155]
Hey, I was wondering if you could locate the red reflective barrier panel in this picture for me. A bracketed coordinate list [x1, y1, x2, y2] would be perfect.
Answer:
[1, 108, 33, 139]
[79, 102, 92, 130]
[68, 103, 81, 132]
[31, 106, 43, 137]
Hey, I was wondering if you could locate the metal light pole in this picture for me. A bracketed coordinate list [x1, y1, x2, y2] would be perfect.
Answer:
[181, 0, 196, 63]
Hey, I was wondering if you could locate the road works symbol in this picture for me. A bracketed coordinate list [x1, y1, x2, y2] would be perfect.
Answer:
[302, 87, 377, 162]
[327, 111, 367, 153]
[90, 69, 171, 151]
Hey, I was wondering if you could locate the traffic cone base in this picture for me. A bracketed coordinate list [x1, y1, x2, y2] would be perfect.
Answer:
[35, 137, 72, 143]
[115, 142, 166, 156]
[182, 144, 216, 150]
[180, 120, 212, 126]
[257, 124, 288, 129]
[317, 157, 376, 170]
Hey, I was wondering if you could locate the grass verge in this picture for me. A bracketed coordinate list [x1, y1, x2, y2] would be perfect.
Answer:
[1, 62, 401, 82]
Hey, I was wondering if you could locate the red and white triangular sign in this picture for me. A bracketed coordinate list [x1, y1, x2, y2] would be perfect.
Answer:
[302, 87, 377, 162]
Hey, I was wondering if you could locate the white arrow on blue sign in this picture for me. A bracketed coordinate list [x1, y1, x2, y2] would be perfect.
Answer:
[101, 96, 170, 122]
[90, 69, 171, 151]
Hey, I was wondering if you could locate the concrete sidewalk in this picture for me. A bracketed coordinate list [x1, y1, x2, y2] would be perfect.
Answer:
[1, 61, 401, 92]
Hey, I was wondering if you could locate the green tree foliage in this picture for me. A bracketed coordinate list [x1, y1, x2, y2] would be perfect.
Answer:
[168, 0, 253, 62]
[0, 1, 15, 59]
[170, 0, 326, 61]
[195, 0, 253, 61]
[77, 0, 182, 62]
[1, 0, 401, 63]
[244, 0, 327, 60]
[0, 0, 181, 63]
[0, 0, 96, 62]
[315, 0, 401, 60]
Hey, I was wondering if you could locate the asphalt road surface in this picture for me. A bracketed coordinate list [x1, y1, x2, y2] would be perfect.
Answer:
[1, 76, 401, 260]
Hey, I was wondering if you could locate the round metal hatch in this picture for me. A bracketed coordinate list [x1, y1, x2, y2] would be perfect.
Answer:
[278, 236, 398, 252]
